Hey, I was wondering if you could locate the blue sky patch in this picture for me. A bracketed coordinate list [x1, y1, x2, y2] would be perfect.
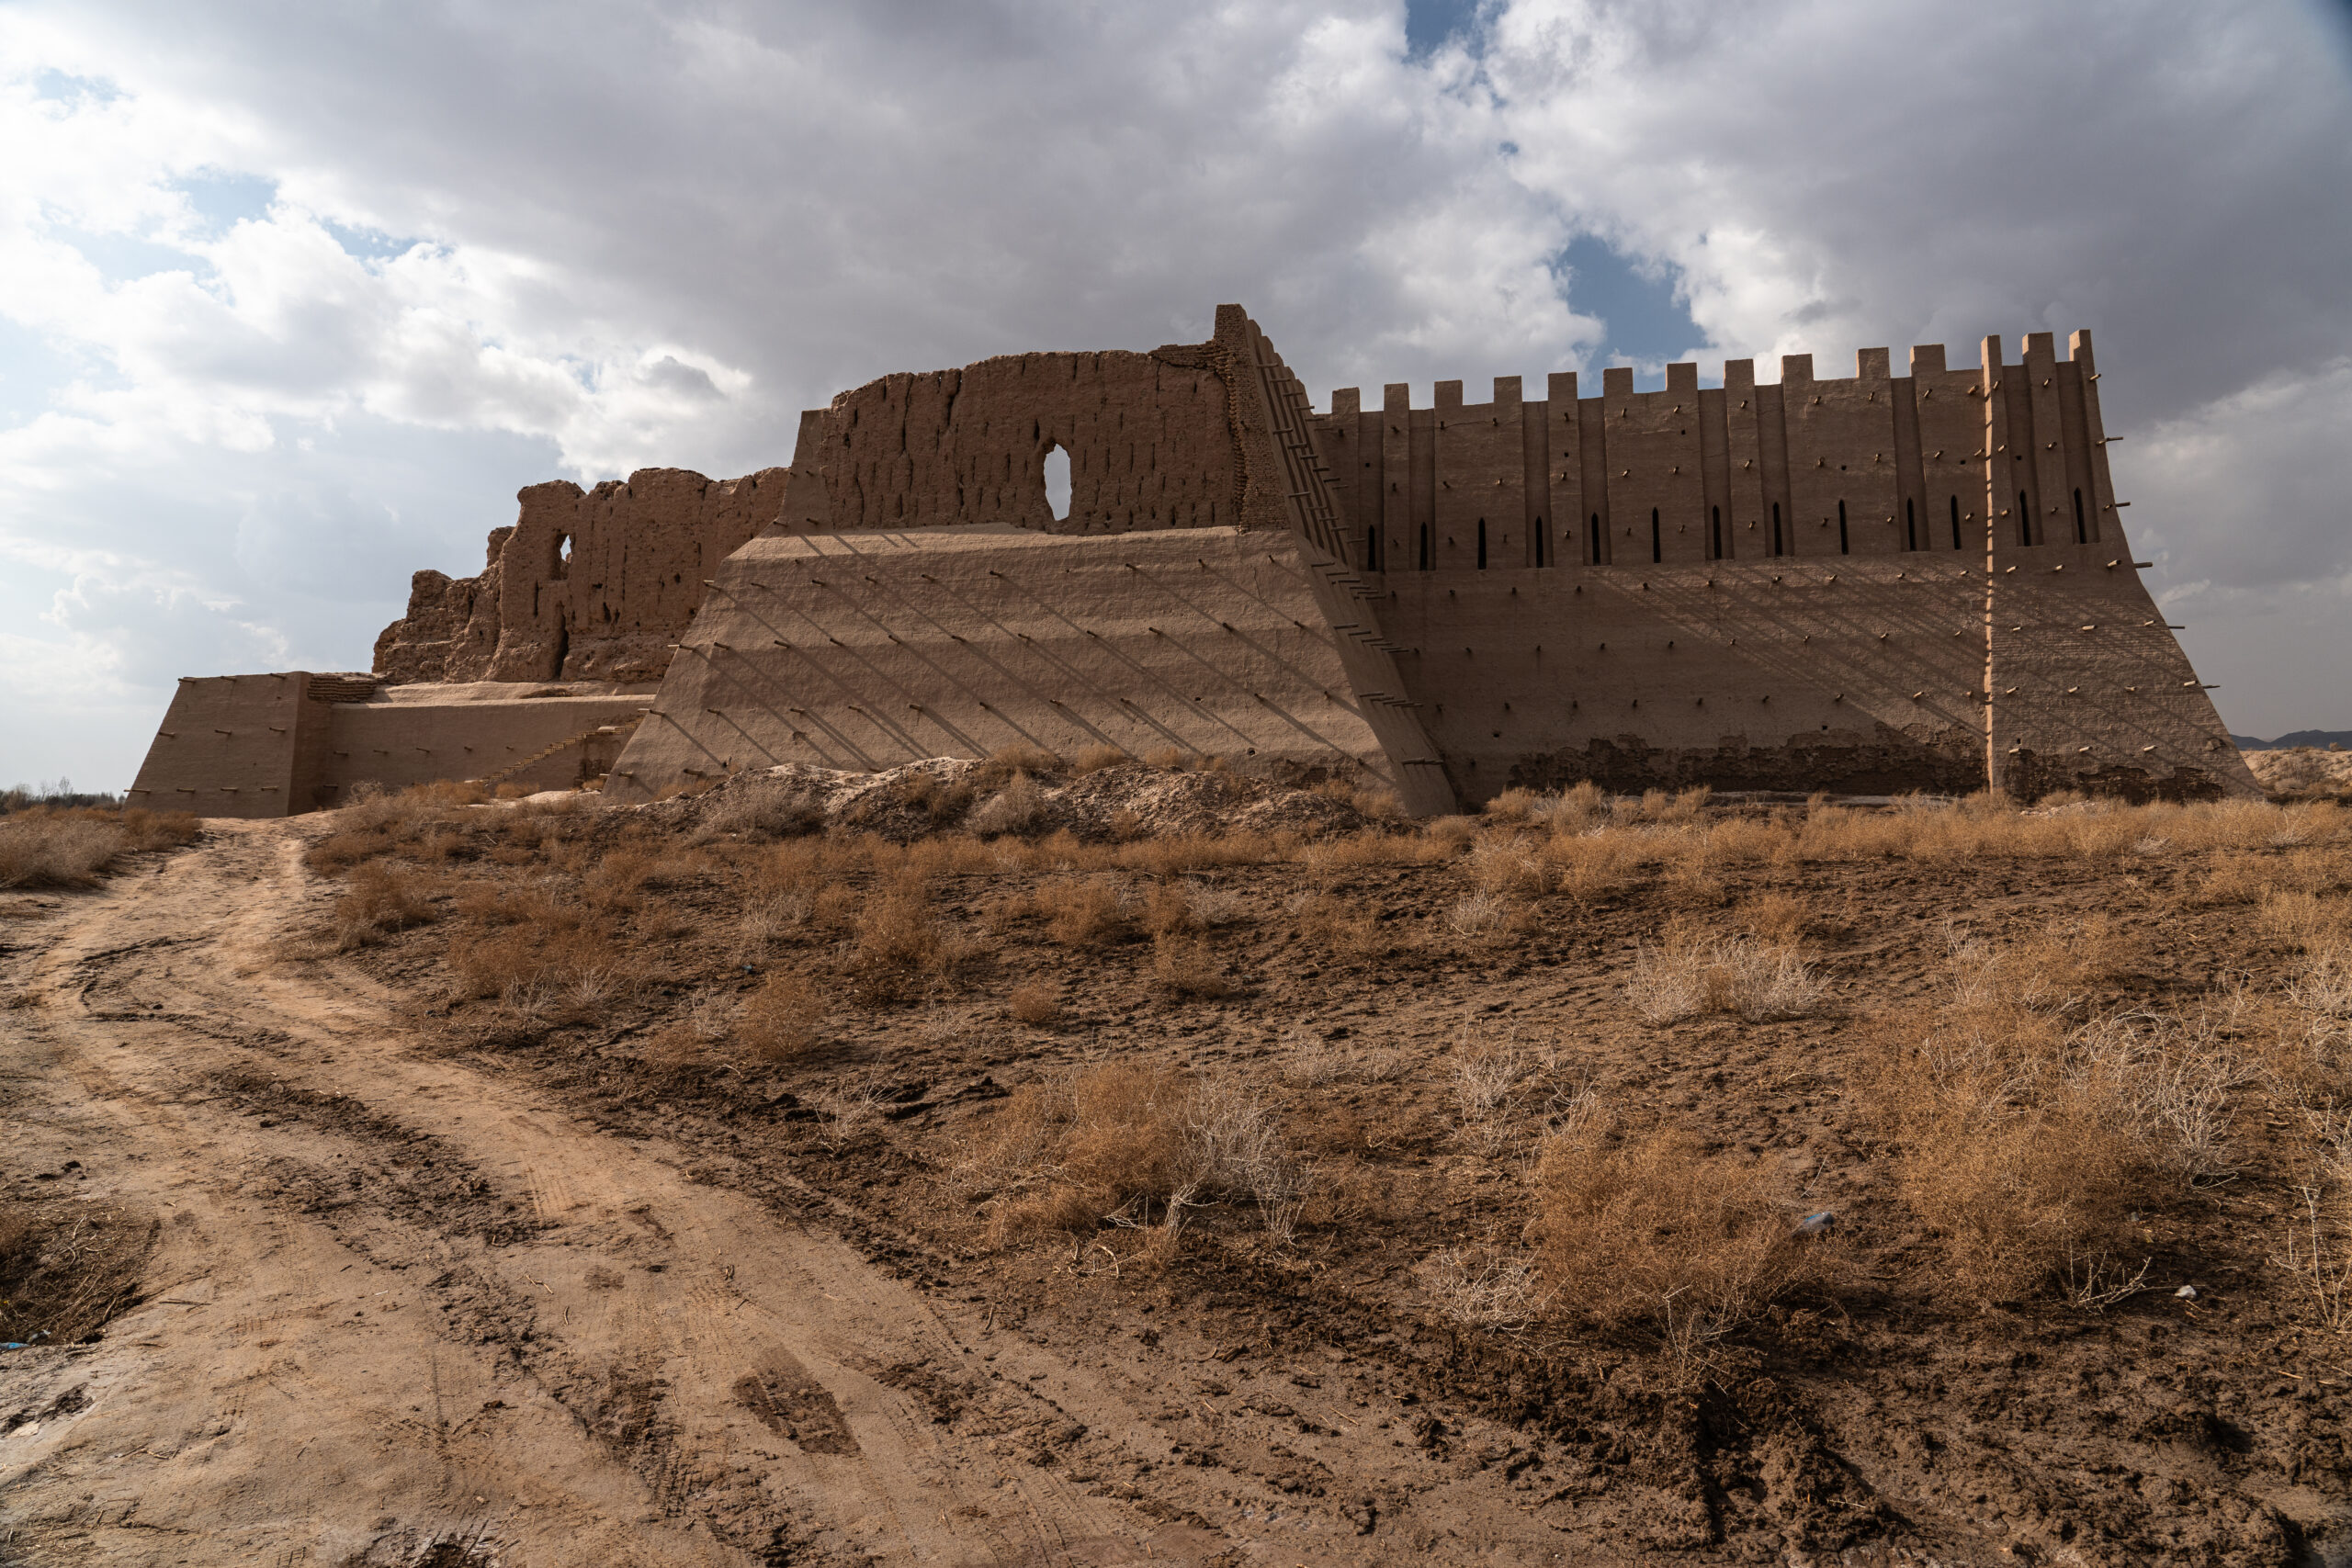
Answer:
[1552, 236, 1707, 382]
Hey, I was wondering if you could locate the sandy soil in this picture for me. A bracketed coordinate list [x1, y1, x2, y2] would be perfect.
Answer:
[3, 792, 2349, 1567]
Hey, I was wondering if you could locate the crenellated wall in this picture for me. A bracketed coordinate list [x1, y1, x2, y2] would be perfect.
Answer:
[1306, 330, 2251, 802]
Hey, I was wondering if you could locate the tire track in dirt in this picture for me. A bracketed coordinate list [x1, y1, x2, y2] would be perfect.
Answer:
[1, 821, 1251, 1565]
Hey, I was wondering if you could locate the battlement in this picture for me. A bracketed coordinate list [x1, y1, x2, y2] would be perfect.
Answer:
[1310, 332, 2119, 573]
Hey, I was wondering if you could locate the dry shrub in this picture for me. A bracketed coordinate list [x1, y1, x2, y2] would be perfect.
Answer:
[955, 1064, 1303, 1243]
[1008, 981, 1064, 1028]
[1144, 879, 1245, 934]
[1876, 977, 2253, 1303]
[1445, 890, 1512, 937]
[447, 924, 629, 1003]
[1118, 831, 1276, 878]
[697, 774, 828, 839]
[1543, 781, 1610, 835]
[1422, 1246, 1550, 1332]
[1483, 788, 1548, 825]
[1890, 1074, 2140, 1303]
[1465, 836, 1544, 895]
[1295, 829, 1430, 879]
[729, 894, 808, 965]
[737, 974, 827, 1063]
[2257, 889, 2350, 951]
[1735, 891, 1809, 945]
[1150, 931, 1231, 998]
[968, 771, 1051, 837]
[1045, 877, 1128, 947]
[1286, 891, 1392, 958]
[333, 862, 441, 948]
[1071, 744, 1129, 773]
[1422, 815, 1480, 854]
[1623, 935, 1824, 1025]
[905, 835, 997, 878]
[1531, 1108, 1816, 1366]
[1544, 831, 1643, 902]
[2191, 852, 2276, 907]
[0, 810, 129, 888]
[848, 874, 975, 999]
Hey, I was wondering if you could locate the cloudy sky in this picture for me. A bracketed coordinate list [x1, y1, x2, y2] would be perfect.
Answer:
[5, 0, 2349, 788]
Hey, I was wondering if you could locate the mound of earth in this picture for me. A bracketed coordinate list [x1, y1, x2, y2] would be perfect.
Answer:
[651, 756, 1386, 841]
[2245, 745, 2352, 799]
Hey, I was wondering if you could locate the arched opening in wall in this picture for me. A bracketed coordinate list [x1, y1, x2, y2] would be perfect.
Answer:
[1650, 508, 1661, 564]
[1838, 501, 1849, 555]
[554, 534, 572, 580]
[1905, 499, 1917, 551]
[1589, 513, 1601, 565]
[1419, 523, 1432, 570]
[2073, 488, 2087, 544]
[1710, 506, 1722, 560]
[1771, 502, 1783, 557]
[1950, 496, 1962, 549]
[2018, 491, 2032, 547]
[1365, 525, 1384, 571]
[1476, 519, 1487, 569]
[1534, 517, 1546, 567]
[1042, 444, 1072, 525]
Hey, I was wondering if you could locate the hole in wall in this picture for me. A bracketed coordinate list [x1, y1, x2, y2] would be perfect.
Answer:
[555, 533, 573, 579]
[1042, 444, 1071, 524]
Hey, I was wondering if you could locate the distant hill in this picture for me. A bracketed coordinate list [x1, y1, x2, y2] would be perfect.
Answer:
[2232, 730, 2352, 750]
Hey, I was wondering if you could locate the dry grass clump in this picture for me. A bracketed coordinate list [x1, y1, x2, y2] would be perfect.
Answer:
[967, 771, 1050, 838]
[0, 807, 198, 888]
[735, 974, 828, 1063]
[1421, 1246, 1550, 1332]
[1149, 931, 1232, 998]
[332, 862, 442, 949]
[1734, 891, 1809, 945]
[954, 1064, 1304, 1244]
[697, 774, 828, 840]
[1039, 876, 1129, 947]
[1070, 744, 1130, 774]
[446, 923, 632, 1008]
[1877, 960, 2258, 1304]
[1444, 889, 1513, 938]
[1008, 981, 1064, 1028]
[1623, 933, 1825, 1025]
[846, 874, 977, 1000]
[1283, 891, 1395, 959]
[1543, 831, 1645, 903]
[1530, 1105, 1818, 1368]
[1465, 836, 1544, 895]
[1144, 878, 1248, 934]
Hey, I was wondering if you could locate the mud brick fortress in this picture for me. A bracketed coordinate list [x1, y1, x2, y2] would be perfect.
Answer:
[129, 306, 2256, 817]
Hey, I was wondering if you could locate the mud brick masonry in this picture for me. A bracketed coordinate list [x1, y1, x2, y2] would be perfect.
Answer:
[129, 306, 2255, 817]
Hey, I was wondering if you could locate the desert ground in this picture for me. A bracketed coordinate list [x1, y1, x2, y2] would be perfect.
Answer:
[3, 757, 2350, 1568]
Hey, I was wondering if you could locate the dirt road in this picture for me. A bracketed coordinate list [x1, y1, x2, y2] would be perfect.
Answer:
[2, 821, 1338, 1566]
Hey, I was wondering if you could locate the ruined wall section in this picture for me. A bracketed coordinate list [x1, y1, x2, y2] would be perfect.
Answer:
[602, 526, 1409, 805]
[813, 347, 1241, 535]
[372, 466, 802, 686]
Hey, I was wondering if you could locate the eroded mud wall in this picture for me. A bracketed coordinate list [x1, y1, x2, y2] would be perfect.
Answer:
[602, 525, 1451, 813]
[1307, 331, 2254, 801]
[373, 467, 801, 686]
